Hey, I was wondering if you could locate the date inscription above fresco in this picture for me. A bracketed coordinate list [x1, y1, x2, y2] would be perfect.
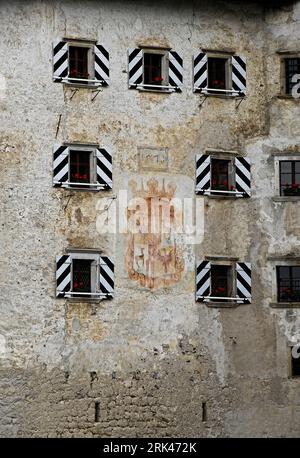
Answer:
[138, 147, 168, 171]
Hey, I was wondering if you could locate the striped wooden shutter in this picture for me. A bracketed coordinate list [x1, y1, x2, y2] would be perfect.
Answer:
[128, 48, 143, 88]
[236, 262, 251, 303]
[196, 261, 211, 301]
[94, 44, 109, 86]
[196, 154, 211, 194]
[53, 145, 69, 186]
[53, 41, 68, 82]
[235, 157, 251, 198]
[193, 52, 208, 92]
[56, 255, 71, 297]
[168, 50, 183, 91]
[96, 148, 112, 189]
[100, 257, 114, 298]
[232, 56, 246, 96]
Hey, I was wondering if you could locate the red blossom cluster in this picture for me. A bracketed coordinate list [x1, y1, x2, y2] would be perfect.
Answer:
[71, 173, 88, 180]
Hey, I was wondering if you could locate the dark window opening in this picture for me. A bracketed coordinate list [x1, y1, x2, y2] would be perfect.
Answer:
[95, 401, 100, 422]
[202, 402, 207, 422]
[277, 266, 300, 302]
[280, 161, 300, 196]
[69, 46, 89, 82]
[211, 265, 231, 300]
[72, 259, 92, 294]
[144, 53, 163, 86]
[285, 58, 300, 95]
[208, 57, 228, 91]
[211, 159, 231, 194]
[69, 150, 91, 187]
[291, 347, 300, 377]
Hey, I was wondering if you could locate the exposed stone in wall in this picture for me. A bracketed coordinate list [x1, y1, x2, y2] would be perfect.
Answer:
[1, 0, 300, 437]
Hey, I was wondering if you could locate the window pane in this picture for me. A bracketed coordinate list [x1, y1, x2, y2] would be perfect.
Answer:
[211, 265, 230, 299]
[144, 53, 163, 86]
[208, 57, 227, 90]
[278, 266, 290, 279]
[292, 267, 300, 278]
[73, 259, 91, 293]
[280, 161, 292, 173]
[211, 159, 230, 191]
[295, 162, 300, 173]
[70, 150, 91, 186]
[280, 162, 293, 195]
[69, 46, 89, 81]
[281, 174, 292, 187]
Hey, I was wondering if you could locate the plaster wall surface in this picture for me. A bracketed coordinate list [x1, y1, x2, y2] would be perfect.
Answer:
[0, 0, 300, 437]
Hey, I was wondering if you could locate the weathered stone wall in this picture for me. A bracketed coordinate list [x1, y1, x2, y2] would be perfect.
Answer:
[1, 0, 300, 437]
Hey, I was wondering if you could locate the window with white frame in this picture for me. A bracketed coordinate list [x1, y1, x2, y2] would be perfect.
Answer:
[52, 39, 109, 86]
[280, 55, 300, 96]
[277, 265, 300, 303]
[290, 346, 300, 377]
[195, 152, 251, 197]
[128, 47, 183, 92]
[196, 259, 252, 304]
[56, 251, 114, 300]
[53, 143, 112, 191]
[193, 51, 246, 96]
[274, 155, 300, 197]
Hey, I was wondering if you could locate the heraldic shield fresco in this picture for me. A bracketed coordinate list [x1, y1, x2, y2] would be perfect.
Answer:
[125, 177, 185, 290]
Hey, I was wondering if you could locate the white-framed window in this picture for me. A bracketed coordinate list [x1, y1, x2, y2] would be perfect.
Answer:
[128, 47, 183, 92]
[195, 152, 251, 198]
[52, 39, 109, 87]
[56, 250, 114, 300]
[53, 143, 112, 191]
[290, 346, 300, 378]
[279, 53, 300, 96]
[196, 258, 251, 305]
[274, 155, 300, 197]
[193, 51, 246, 96]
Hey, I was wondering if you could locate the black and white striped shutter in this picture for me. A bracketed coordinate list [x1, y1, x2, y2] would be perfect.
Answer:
[128, 48, 143, 88]
[100, 257, 114, 298]
[235, 157, 251, 198]
[196, 261, 211, 301]
[53, 145, 69, 187]
[96, 148, 112, 189]
[168, 51, 183, 91]
[53, 41, 68, 82]
[94, 45, 109, 86]
[56, 255, 71, 298]
[193, 52, 208, 92]
[232, 56, 246, 96]
[236, 262, 251, 304]
[196, 154, 211, 194]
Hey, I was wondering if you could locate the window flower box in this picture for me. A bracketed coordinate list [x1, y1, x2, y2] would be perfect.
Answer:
[283, 184, 300, 196]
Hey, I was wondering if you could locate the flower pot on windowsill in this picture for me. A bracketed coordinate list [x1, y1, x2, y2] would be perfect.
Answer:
[283, 186, 300, 196]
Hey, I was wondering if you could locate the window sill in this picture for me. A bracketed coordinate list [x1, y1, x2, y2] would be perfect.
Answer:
[272, 196, 300, 202]
[270, 302, 300, 308]
[133, 86, 177, 94]
[67, 297, 102, 303]
[205, 301, 241, 308]
[196, 92, 245, 100]
[63, 82, 102, 90]
[206, 194, 242, 200]
[59, 186, 103, 192]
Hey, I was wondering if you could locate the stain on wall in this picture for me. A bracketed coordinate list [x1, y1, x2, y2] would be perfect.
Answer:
[1, 0, 300, 438]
